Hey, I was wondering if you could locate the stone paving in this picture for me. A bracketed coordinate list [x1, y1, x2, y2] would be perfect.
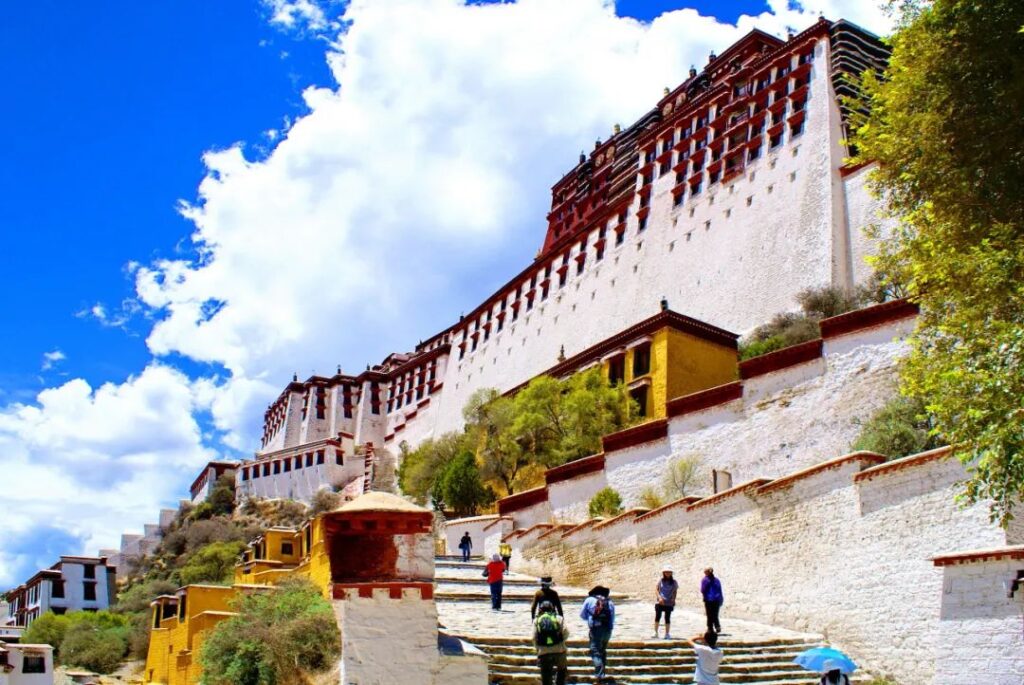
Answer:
[435, 560, 819, 644]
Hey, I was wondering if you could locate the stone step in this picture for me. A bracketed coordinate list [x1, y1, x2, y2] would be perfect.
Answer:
[488, 674, 865, 685]
[434, 576, 541, 587]
[468, 636, 821, 650]
[486, 652, 814, 668]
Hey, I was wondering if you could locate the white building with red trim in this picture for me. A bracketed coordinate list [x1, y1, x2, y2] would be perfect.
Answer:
[242, 17, 895, 505]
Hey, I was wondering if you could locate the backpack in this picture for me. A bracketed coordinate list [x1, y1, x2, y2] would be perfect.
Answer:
[534, 613, 564, 647]
[590, 596, 611, 629]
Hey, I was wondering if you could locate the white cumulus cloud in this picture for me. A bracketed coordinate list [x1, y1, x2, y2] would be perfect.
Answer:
[0, 365, 214, 586]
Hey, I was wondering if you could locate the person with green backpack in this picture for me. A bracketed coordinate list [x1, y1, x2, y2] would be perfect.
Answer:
[534, 600, 569, 685]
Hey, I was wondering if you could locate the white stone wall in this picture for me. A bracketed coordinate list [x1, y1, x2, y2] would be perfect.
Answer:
[394, 532, 435, 581]
[334, 591, 441, 685]
[442, 515, 506, 557]
[506, 499, 552, 530]
[514, 453, 1016, 685]
[841, 163, 897, 289]
[548, 470, 609, 523]
[606, 316, 914, 509]
[239, 458, 363, 504]
[934, 557, 1024, 685]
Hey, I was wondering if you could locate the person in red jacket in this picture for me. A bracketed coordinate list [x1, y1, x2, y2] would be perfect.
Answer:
[485, 553, 507, 610]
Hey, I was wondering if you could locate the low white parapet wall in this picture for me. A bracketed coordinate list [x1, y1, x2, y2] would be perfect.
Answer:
[511, 447, 1022, 685]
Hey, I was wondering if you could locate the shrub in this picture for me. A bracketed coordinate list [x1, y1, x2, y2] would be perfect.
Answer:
[60, 620, 128, 674]
[24, 611, 130, 671]
[116, 578, 178, 614]
[309, 489, 342, 516]
[22, 612, 71, 658]
[853, 395, 942, 460]
[588, 487, 624, 518]
[178, 540, 246, 586]
[664, 454, 702, 499]
[206, 474, 237, 517]
[185, 518, 248, 554]
[639, 487, 664, 510]
[200, 578, 340, 685]
[739, 284, 889, 361]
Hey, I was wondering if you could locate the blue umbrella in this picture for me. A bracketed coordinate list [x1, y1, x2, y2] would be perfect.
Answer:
[793, 647, 858, 674]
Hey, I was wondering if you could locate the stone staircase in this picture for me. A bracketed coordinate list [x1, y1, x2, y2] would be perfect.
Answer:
[474, 635, 863, 684]
[434, 556, 871, 685]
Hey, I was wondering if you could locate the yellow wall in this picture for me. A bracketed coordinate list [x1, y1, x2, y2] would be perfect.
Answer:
[661, 328, 738, 405]
[601, 325, 738, 420]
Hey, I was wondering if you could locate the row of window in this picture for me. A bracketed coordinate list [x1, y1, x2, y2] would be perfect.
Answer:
[240, 450, 342, 481]
[387, 361, 439, 413]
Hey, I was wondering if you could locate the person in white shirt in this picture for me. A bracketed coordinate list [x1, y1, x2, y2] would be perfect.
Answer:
[686, 631, 723, 684]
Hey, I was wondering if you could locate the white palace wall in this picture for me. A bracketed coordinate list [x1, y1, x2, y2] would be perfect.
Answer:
[429, 34, 883, 440]
[613, 315, 915, 509]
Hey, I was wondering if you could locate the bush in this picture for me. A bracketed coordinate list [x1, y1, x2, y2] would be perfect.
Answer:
[22, 612, 71, 658]
[178, 540, 245, 586]
[588, 487, 624, 518]
[116, 578, 178, 614]
[309, 489, 342, 516]
[739, 284, 889, 361]
[200, 578, 340, 685]
[60, 620, 128, 673]
[639, 487, 664, 510]
[185, 518, 250, 554]
[206, 474, 237, 517]
[853, 395, 942, 460]
[23, 611, 130, 671]
[740, 312, 821, 360]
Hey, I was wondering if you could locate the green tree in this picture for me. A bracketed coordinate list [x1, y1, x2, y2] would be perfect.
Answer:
[437, 451, 495, 517]
[23, 611, 130, 672]
[178, 540, 245, 585]
[465, 389, 533, 496]
[851, 0, 1024, 523]
[200, 578, 340, 685]
[397, 432, 467, 506]
[588, 487, 624, 518]
[512, 368, 636, 467]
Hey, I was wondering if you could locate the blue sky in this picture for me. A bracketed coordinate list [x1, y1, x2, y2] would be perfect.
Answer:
[0, 0, 889, 587]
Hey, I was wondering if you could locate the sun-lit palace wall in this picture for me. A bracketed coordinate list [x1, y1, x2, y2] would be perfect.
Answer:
[240, 19, 894, 503]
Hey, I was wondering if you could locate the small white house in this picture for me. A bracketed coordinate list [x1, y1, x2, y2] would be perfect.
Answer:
[0, 644, 54, 685]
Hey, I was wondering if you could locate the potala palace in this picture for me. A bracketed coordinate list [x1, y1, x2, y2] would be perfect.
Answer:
[4, 16, 1022, 685]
